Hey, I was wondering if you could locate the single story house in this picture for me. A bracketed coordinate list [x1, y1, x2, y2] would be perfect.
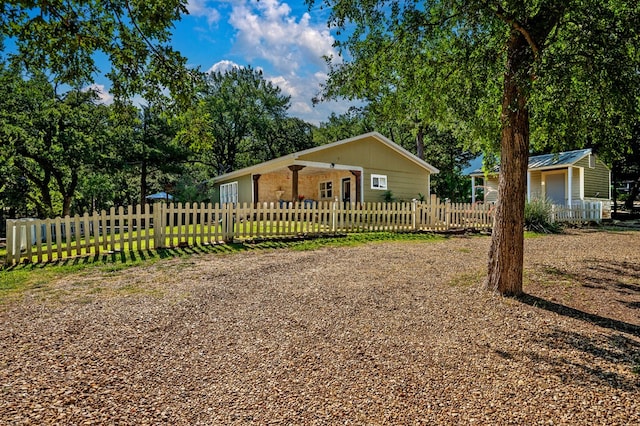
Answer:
[212, 132, 439, 205]
[468, 148, 611, 205]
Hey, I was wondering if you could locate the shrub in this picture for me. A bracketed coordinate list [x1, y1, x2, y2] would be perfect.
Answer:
[381, 190, 395, 202]
[524, 198, 561, 233]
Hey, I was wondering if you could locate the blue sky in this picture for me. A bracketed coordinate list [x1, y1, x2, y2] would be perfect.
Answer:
[89, 0, 354, 125]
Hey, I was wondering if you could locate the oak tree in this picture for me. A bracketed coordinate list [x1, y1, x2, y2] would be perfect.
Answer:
[311, 0, 640, 295]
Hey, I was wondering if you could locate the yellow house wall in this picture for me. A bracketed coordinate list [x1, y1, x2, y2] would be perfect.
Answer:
[299, 137, 431, 201]
[528, 170, 542, 199]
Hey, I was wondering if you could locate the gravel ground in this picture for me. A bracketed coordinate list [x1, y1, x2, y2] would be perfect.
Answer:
[1, 229, 639, 425]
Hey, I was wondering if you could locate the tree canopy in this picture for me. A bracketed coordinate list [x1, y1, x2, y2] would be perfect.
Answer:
[0, 0, 196, 103]
[182, 66, 315, 176]
[310, 0, 640, 295]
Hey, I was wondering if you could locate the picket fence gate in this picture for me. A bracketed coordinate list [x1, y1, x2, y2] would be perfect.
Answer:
[4, 196, 494, 265]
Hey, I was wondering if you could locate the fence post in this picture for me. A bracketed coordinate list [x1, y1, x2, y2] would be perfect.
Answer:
[222, 203, 233, 243]
[444, 200, 450, 230]
[153, 203, 163, 248]
[331, 200, 337, 233]
[411, 199, 417, 230]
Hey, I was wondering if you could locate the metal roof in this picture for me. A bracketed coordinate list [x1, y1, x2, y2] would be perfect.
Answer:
[468, 148, 592, 176]
[528, 148, 591, 169]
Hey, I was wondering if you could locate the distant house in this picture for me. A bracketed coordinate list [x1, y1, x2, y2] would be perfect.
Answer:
[212, 132, 439, 205]
[468, 148, 611, 205]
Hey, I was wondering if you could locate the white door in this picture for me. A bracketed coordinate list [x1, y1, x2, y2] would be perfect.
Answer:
[545, 173, 566, 205]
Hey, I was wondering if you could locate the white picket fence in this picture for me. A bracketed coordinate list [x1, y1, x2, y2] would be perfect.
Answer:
[550, 201, 603, 223]
[4, 196, 494, 265]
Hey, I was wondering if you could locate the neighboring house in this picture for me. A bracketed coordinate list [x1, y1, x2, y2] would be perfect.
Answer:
[468, 148, 611, 205]
[212, 132, 439, 205]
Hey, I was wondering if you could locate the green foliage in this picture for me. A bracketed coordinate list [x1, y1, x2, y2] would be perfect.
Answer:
[0, 0, 197, 105]
[181, 66, 313, 176]
[381, 190, 394, 202]
[0, 66, 112, 217]
[524, 198, 561, 234]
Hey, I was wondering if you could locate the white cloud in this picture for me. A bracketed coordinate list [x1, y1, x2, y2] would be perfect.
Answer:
[82, 84, 114, 105]
[228, 0, 337, 75]
[207, 60, 242, 74]
[203, 1, 353, 124]
[187, 0, 221, 26]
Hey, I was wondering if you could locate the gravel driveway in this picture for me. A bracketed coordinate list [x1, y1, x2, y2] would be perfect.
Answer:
[1, 229, 639, 425]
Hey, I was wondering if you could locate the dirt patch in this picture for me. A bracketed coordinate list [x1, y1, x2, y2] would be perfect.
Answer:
[1, 229, 639, 424]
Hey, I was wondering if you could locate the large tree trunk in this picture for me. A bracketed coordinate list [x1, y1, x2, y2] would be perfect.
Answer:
[486, 32, 531, 296]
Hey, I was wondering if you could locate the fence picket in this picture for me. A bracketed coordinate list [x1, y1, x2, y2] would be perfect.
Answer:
[6, 198, 509, 265]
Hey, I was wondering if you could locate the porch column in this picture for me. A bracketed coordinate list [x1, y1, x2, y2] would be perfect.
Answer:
[526, 171, 531, 202]
[350, 170, 362, 203]
[567, 167, 573, 205]
[288, 165, 305, 202]
[471, 176, 476, 203]
[252, 174, 261, 206]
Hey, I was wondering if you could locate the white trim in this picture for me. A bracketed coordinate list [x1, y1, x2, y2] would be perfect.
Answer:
[318, 180, 333, 200]
[371, 174, 388, 190]
[577, 167, 584, 200]
[220, 181, 238, 204]
[567, 167, 573, 205]
[295, 160, 357, 171]
[471, 176, 476, 203]
[212, 132, 439, 182]
[527, 171, 531, 202]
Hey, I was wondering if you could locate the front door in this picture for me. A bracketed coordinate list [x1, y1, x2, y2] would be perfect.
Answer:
[545, 172, 566, 205]
[342, 178, 351, 206]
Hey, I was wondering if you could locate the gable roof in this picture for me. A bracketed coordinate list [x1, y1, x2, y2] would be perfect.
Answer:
[468, 148, 593, 176]
[528, 148, 592, 169]
[213, 132, 439, 182]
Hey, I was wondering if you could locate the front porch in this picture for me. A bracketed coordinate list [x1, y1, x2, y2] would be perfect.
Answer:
[252, 163, 363, 204]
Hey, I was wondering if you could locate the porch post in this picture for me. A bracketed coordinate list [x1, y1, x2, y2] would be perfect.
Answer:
[567, 167, 573, 205]
[252, 174, 261, 206]
[471, 176, 476, 203]
[350, 170, 362, 203]
[526, 171, 531, 202]
[288, 165, 305, 202]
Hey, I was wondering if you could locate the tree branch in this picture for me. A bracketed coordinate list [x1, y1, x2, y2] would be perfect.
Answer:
[492, 3, 541, 60]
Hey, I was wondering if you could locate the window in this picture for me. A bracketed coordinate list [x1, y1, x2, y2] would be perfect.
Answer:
[589, 154, 596, 169]
[220, 181, 238, 204]
[371, 174, 387, 190]
[319, 181, 333, 199]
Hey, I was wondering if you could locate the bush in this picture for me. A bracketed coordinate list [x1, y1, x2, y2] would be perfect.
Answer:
[524, 198, 561, 233]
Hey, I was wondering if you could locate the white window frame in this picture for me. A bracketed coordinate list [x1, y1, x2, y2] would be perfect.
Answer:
[219, 181, 238, 204]
[371, 174, 388, 190]
[319, 181, 333, 199]
[588, 154, 596, 169]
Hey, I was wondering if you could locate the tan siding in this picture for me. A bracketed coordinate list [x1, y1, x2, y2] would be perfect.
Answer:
[528, 170, 542, 199]
[485, 177, 499, 203]
[299, 136, 431, 202]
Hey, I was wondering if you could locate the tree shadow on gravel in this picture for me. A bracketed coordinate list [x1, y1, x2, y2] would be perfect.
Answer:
[540, 259, 640, 295]
[521, 330, 640, 392]
[517, 293, 640, 337]
[516, 294, 640, 392]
